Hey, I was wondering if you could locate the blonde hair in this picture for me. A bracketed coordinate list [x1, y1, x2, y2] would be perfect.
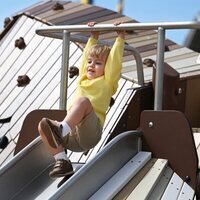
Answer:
[86, 44, 111, 60]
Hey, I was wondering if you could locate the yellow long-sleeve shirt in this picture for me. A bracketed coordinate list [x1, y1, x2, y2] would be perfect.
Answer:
[68, 37, 125, 127]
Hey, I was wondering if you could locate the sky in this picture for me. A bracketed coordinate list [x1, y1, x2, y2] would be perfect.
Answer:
[0, 0, 200, 45]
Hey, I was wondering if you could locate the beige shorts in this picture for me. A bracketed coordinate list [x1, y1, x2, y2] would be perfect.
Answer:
[62, 110, 102, 152]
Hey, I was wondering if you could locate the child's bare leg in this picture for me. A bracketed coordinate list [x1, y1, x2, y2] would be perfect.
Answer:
[38, 96, 93, 154]
[63, 96, 93, 129]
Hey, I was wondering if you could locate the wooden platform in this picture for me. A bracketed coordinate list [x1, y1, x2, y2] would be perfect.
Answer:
[114, 159, 195, 200]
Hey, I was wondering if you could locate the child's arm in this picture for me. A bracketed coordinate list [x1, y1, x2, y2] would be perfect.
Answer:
[88, 21, 99, 40]
[79, 22, 99, 75]
[104, 22, 125, 94]
[114, 21, 125, 39]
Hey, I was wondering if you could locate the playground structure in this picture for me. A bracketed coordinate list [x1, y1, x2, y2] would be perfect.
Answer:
[0, 1, 200, 199]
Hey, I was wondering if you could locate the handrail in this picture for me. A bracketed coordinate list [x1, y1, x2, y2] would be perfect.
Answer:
[36, 21, 200, 110]
[36, 21, 200, 34]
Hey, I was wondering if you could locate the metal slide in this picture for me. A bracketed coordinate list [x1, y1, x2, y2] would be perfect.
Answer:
[0, 130, 142, 200]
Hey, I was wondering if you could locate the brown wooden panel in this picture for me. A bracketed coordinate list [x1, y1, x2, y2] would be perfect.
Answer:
[185, 76, 200, 127]
[39, 2, 81, 20]
[127, 32, 157, 45]
[137, 44, 180, 60]
[135, 39, 177, 53]
[52, 8, 121, 25]
[102, 17, 135, 25]
[45, 3, 91, 22]
[140, 110, 198, 190]
[51, 6, 106, 24]
[152, 62, 186, 112]
[107, 85, 154, 143]
[24, 1, 58, 16]
[25, 1, 69, 16]
[82, 12, 123, 26]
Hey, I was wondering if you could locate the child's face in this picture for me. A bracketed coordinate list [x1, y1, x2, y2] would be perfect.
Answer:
[86, 55, 106, 79]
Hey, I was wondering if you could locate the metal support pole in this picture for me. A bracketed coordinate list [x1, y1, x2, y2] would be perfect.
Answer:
[135, 52, 144, 86]
[154, 27, 165, 110]
[59, 30, 70, 110]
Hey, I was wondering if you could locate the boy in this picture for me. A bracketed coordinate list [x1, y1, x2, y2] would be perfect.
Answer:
[38, 22, 125, 178]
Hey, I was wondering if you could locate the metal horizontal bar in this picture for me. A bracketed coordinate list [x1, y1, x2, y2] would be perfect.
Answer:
[36, 21, 200, 37]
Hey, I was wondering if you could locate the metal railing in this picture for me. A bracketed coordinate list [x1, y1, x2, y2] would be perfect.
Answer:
[36, 21, 200, 111]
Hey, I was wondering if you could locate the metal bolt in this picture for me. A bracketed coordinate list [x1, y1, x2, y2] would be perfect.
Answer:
[149, 122, 154, 128]
[178, 88, 182, 94]
[175, 88, 183, 95]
